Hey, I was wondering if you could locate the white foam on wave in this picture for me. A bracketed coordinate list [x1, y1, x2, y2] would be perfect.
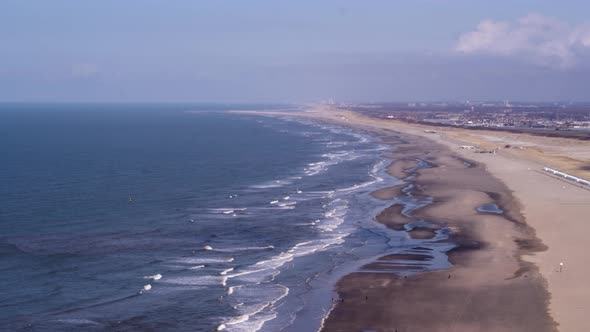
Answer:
[249, 179, 291, 189]
[208, 208, 247, 215]
[203, 232, 348, 323]
[228, 238, 344, 285]
[318, 298, 338, 332]
[304, 150, 361, 177]
[144, 273, 162, 281]
[175, 257, 234, 265]
[220, 267, 235, 275]
[302, 190, 335, 200]
[304, 161, 329, 176]
[57, 319, 100, 326]
[322, 151, 351, 159]
[337, 159, 386, 193]
[163, 275, 228, 287]
[326, 141, 347, 148]
[227, 285, 241, 295]
[276, 204, 295, 210]
[316, 198, 349, 232]
[224, 267, 270, 282]
[212, 246, 275, 253]
[220, 284, 288, 332]
[316, 215, 345, 232]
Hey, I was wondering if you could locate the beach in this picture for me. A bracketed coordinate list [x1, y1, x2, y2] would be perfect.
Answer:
[234, 106, 590, 331]
[323, 129, 555, 332]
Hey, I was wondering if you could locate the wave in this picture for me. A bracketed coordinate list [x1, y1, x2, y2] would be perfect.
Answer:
[174, 257, 234, 265]
[162, 275, 228, 287]
[211, 246, 275, 253]
[317, 202, 348, 232]
[229, 238, 345, 284]
[227, 285, 240, 295]
[56, 318, 100, 326]
[249, 179, 292, 189]
[144, 273, 162, 281]
[304, 151, 362, 177]
[321, 151, 351, 159]
[207, 113, 387, 331]
[325, 141, 348, 148]
[336, 159, 387, 193]
[219, 284, 289, 332]
[277, 202, 296, 208]
[207, 208, 248, 213]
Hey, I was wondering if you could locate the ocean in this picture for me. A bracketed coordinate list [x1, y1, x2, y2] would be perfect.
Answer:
[0, 104, 448, 332]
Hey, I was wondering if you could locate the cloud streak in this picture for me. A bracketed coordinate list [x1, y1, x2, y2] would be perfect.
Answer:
[455, 14, 590, 68]
[71, 63, 99, 78]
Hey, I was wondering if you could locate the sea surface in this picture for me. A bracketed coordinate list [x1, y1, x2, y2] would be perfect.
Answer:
[0, 104, 450, 332]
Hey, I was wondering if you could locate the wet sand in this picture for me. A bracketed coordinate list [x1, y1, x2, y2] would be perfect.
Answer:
[322, 129, 556, 332]
[370, 185, 404, 200]
[386, 159, 419, 179]
[231, 107, 590, 331]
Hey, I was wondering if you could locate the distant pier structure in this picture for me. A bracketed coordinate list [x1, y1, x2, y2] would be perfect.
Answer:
[543, 167, 590, 186]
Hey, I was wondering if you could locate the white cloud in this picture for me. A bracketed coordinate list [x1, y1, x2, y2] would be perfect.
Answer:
[71, 63, 99, 78]
[455, 14, 590, 68]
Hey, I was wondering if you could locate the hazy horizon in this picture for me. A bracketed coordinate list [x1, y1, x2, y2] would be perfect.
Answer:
[2, 1, 590, 103]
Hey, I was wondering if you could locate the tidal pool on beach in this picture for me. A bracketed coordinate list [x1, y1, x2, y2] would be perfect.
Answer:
[477, 203, 504, 214]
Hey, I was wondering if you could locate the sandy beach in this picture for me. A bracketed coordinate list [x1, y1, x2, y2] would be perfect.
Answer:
[233, 106, 590, 331]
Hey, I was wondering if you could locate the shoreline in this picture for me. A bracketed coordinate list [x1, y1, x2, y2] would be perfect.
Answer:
[319, 107, 590, 332]
[232, 106, 590, 331]
[322, 123, 555, 331]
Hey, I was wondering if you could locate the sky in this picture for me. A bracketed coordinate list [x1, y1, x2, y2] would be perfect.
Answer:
[2, 0, 590, 103]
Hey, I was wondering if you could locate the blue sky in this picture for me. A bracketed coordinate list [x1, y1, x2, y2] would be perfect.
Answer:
[2, 1, 590, 102]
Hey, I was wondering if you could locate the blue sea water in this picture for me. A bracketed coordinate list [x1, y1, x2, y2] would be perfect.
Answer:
[0, 104, 449, 332]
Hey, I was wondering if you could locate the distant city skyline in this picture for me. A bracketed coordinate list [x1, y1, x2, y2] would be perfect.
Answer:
[2, 1, 590, 103]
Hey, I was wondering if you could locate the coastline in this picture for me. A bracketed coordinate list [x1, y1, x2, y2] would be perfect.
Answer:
[322, 128, 556, 331]
[233, 106, 590, 331]
[322, 107, 590, 332]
